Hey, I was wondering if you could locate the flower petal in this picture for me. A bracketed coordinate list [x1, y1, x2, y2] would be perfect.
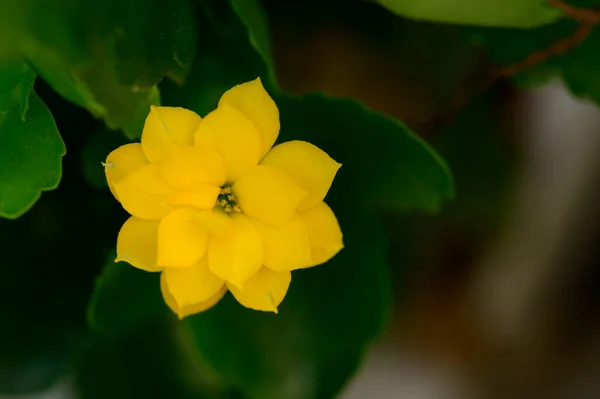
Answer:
[141, 106, 202, 163]
[197, 208, 234, 236]
[161, 145, 226, 191]
[260, 141, 341, 211]
[168, 185, 221, 210]
[233, 165, 306, 226]
[208, 213, 263, 289]
[104, 143, 148, 200]
[163, 257, 225, 307]
[157, 209, 210, 268]
[161, 273, 227, 319]
[116, 217, 161, 272]
[218, 78, 279, 157]
[252, 215, 312, 272]
[227, 267, 291, 313]
[194, 103, 261, 182]
[113, 164, 176, 220]
[299, 202, 344, 265]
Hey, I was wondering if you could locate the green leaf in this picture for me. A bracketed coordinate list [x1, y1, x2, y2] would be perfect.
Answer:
[32, 57, 161, 140]
[161, 0, 275, 115]
[0, 0, 197, 139]
[88, 254, 167, 336]
[0, 61, 65, 219]
[376, 0, 562, 28]
[186, 210, 390, 399]
[0, 61, 35, 116]
[229, 0, 277, 88]
[276, 93, 454, 213]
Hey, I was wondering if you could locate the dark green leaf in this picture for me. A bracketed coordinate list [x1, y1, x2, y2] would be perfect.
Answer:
[33, 56, 161, 140]
[276, 93, 454, 213]
[88, 254, 167, 336]
[467, 14, 600, 103]
[465, 18, 575, 87]
[0, 61, 65, 219]
[161, 0, 274, 115]
[375, 0, 561, 27]
[555, 27, 600, 103]
[0, 0, 197, 138]
[229, 0, 277, 87]
[0, 61, 35, 116]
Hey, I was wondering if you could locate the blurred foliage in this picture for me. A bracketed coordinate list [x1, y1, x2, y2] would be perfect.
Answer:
[1, 0, 599, 398]
[375, 0, 561, 28]
[0, 0, 196, 139]
[465, 1, 600, 102]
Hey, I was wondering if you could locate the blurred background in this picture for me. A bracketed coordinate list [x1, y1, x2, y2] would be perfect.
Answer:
[273, 2, 600, 397]
[3, 0, 600, 398]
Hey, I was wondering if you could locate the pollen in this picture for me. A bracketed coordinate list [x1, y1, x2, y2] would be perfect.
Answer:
[215, 187, 242, 213]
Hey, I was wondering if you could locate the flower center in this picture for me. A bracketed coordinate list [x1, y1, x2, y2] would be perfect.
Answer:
[215, 186, 242, 213]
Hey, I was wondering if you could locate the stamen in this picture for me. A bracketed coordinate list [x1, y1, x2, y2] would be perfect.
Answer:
[215, 186, 242, 213]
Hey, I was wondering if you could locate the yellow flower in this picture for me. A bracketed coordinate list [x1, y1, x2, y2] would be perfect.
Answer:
[104, 78, 343, 318]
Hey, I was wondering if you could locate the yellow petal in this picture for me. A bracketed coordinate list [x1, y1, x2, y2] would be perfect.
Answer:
[116, 217, 161, 272]
[194, 103, 261, 182]
[161, 145, 226, 190]
[260, 141, 341, 211]
[104, 143, 148, 200]
[233, 165, 306, 226]
[197, 208, 234, 236]
[168, 185, 221, 210]
[227, 267, 290, 313]
[157, 209, 210, 268]
[252, 215, 312, 272]
[218, 78, 279, 157]
[161, 273, 227, 319]
[141, 106, 202, 163]
[207, 213, 263, 289]
[113, 164, 176, 220]
[299, 202, 344, 265]
[163, 257, 225, 307]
